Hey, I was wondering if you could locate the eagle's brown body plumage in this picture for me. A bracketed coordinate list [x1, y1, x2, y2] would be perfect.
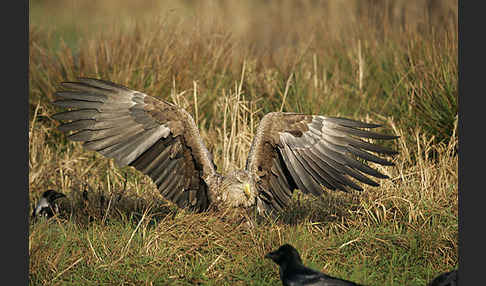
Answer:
[52, 78, 398, 214]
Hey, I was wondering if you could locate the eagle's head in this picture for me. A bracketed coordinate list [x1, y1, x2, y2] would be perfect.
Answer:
[216, 170, 256, 208]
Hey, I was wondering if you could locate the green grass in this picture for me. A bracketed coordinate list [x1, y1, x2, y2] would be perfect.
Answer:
[29, 1, 457, 285]
[29, 129, 458, 285]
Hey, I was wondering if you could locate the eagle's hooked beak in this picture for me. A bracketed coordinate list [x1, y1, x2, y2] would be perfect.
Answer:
[244, 183, 251, 199]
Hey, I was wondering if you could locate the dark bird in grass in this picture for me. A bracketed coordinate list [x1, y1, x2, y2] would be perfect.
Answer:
[51, 78, 398, 214]
[427, 270, 457, 286]
[32, 190, 66, 219]
[265, 244, 363, 286]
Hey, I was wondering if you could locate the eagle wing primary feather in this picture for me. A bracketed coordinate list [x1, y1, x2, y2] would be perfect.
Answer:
[246, 112, 398, 214]
[52, 78, 216, 212]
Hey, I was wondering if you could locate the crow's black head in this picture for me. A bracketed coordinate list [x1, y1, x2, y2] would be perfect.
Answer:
[43, 190, 66, 202]
[266, 244, 364, 286]
[265, 244, 303, 266]
[32, 190, 66, 219]
[428, 270, 457, 286]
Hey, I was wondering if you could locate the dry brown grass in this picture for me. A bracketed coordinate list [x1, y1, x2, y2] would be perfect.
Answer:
[28, 90, 458, 285]
[28, 119, 458, 284]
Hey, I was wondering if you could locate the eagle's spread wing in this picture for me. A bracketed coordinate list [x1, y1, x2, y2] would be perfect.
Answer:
[246, 112, 398, 213]
[52, 78, 216, 211]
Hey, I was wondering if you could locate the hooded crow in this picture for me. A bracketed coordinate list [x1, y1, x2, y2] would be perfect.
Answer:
[32, 190, 66, 219]
[265, 244, 363, 286]
[427, 270, 457, 286]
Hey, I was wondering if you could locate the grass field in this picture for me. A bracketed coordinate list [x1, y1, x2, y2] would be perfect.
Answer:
[29, 1, 458, 285]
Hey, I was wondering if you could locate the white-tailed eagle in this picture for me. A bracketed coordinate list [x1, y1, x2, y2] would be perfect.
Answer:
[52, 78, 398, 214]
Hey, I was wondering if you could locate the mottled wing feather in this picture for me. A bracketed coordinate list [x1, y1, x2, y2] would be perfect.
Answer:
[52, 78, 215, 211]
[247, 112, 398, 213]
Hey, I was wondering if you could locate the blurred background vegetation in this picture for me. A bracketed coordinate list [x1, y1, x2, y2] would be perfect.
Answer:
[29, 0, 457, 147]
